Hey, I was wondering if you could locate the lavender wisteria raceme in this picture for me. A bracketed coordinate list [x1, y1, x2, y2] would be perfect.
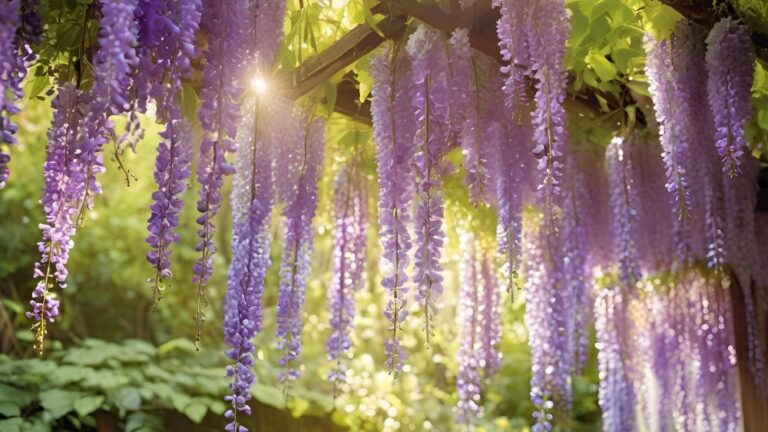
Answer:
[250, 0, 287, 71]
[628, 135, 673, 274]
[223, 96, 275, 432]
[408, 26, 449, 349]
[523, 218, 572, 430]
[145, 0, 202, 307]
[327, 161, 367, 394]
[449, 28, 492, 204]
[0, 0, 22, 188]
[705, 18, 755, 178]
[194, 0, 250, 348]
[494, 0, 533, 116]
[644, 26, 700, 260]
[370, 42, 417, 375]
[606, 135, 641, 286]
[27, 85, 86, 354]
[275, 113, 325, 387]
[78, 0, 140, 222]
[478, 243, 502, 378]
[456, 230, 483, 424]
[723, 158, 765, 391]
[594, 287, 637, 432]
[620, 273, 741, 432]
[528, 0, 569, 232]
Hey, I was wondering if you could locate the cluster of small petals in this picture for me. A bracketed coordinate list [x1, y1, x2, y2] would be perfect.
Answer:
[370, 42, 417, 375]
[250, 0, 287, 71]
[144, 0, 202, 305]
[594, 287, 637, 432]
[223, 96, 276, 431]
[455, 231, 502, 424]
[494, 0, 533, 114]
[644, 25, 704, 260]
[275, 114, 325, 385]
[407, 26, 450, 348]
[723, 159, 765, 390]
[27, 85, 87, 353]
[92, 0, 140, 117]
[193, 0, 250, 348]
[326, 162, 367, 392]
[0, 0, 23, 187]
[606, 135, 641, 286]
[523, 219, 573, 424]
[449, 28, 493, 204]
[606, 272, 741, 432]
[705, 18, 755, 178]
[455, 231, 484, 424]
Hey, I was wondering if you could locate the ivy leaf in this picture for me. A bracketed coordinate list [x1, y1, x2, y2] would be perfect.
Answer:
[74, 395, 104, 417]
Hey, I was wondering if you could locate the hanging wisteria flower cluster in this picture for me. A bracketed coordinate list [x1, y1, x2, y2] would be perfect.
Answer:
[456, 229, 502, 424]
[5, 0, 768, 429]
[594, 274, 741, 432]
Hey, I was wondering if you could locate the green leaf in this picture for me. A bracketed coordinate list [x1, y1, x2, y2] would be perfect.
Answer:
[183, 403, 207, 424]
[0, 418, 23, 432]
[39, 389, 84, 419]
[74, 395, 104, 417]
[586, 51, 617, 82]
[0, 401, 21, 417]
[251, 383, 285, 410]
[112, 387, 142, 413]
[156, 338, 196, 356]
[0, 383, 33, 407]
[25, 76, 50, 100]
[322, 81, 337, 115]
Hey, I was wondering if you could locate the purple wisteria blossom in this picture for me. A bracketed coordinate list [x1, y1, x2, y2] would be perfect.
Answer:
[456, 231, 483, 424]
[644, 25, 704, 261]
[628, 135, 673, 274]
[408, 25, 449, 349]
[449, 28, 492, 204]
[223, 96, 276, 432]
[250, 0, 286, 71]
[327, 161, 367, 394]
[615, 273, 741, 432]
[275, 112, 325, 387]
[145, 0, 201, 306]
[193, 0, 250, 348]
[606, 135, 641, 286]
[370, 42, 417, 375]
[706, 18, 755, 178]
[478, 244, 501, 378]
[723, 158, 765, 391]
[0, 0, 23, 188]
[28, 85, 86, 354]
[528, 0, 569, 232]
[494, 0, 532, 115]
[523, 219, 571, 430]
[594, 287, 636, 432]
[77, 0, 139, 221]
